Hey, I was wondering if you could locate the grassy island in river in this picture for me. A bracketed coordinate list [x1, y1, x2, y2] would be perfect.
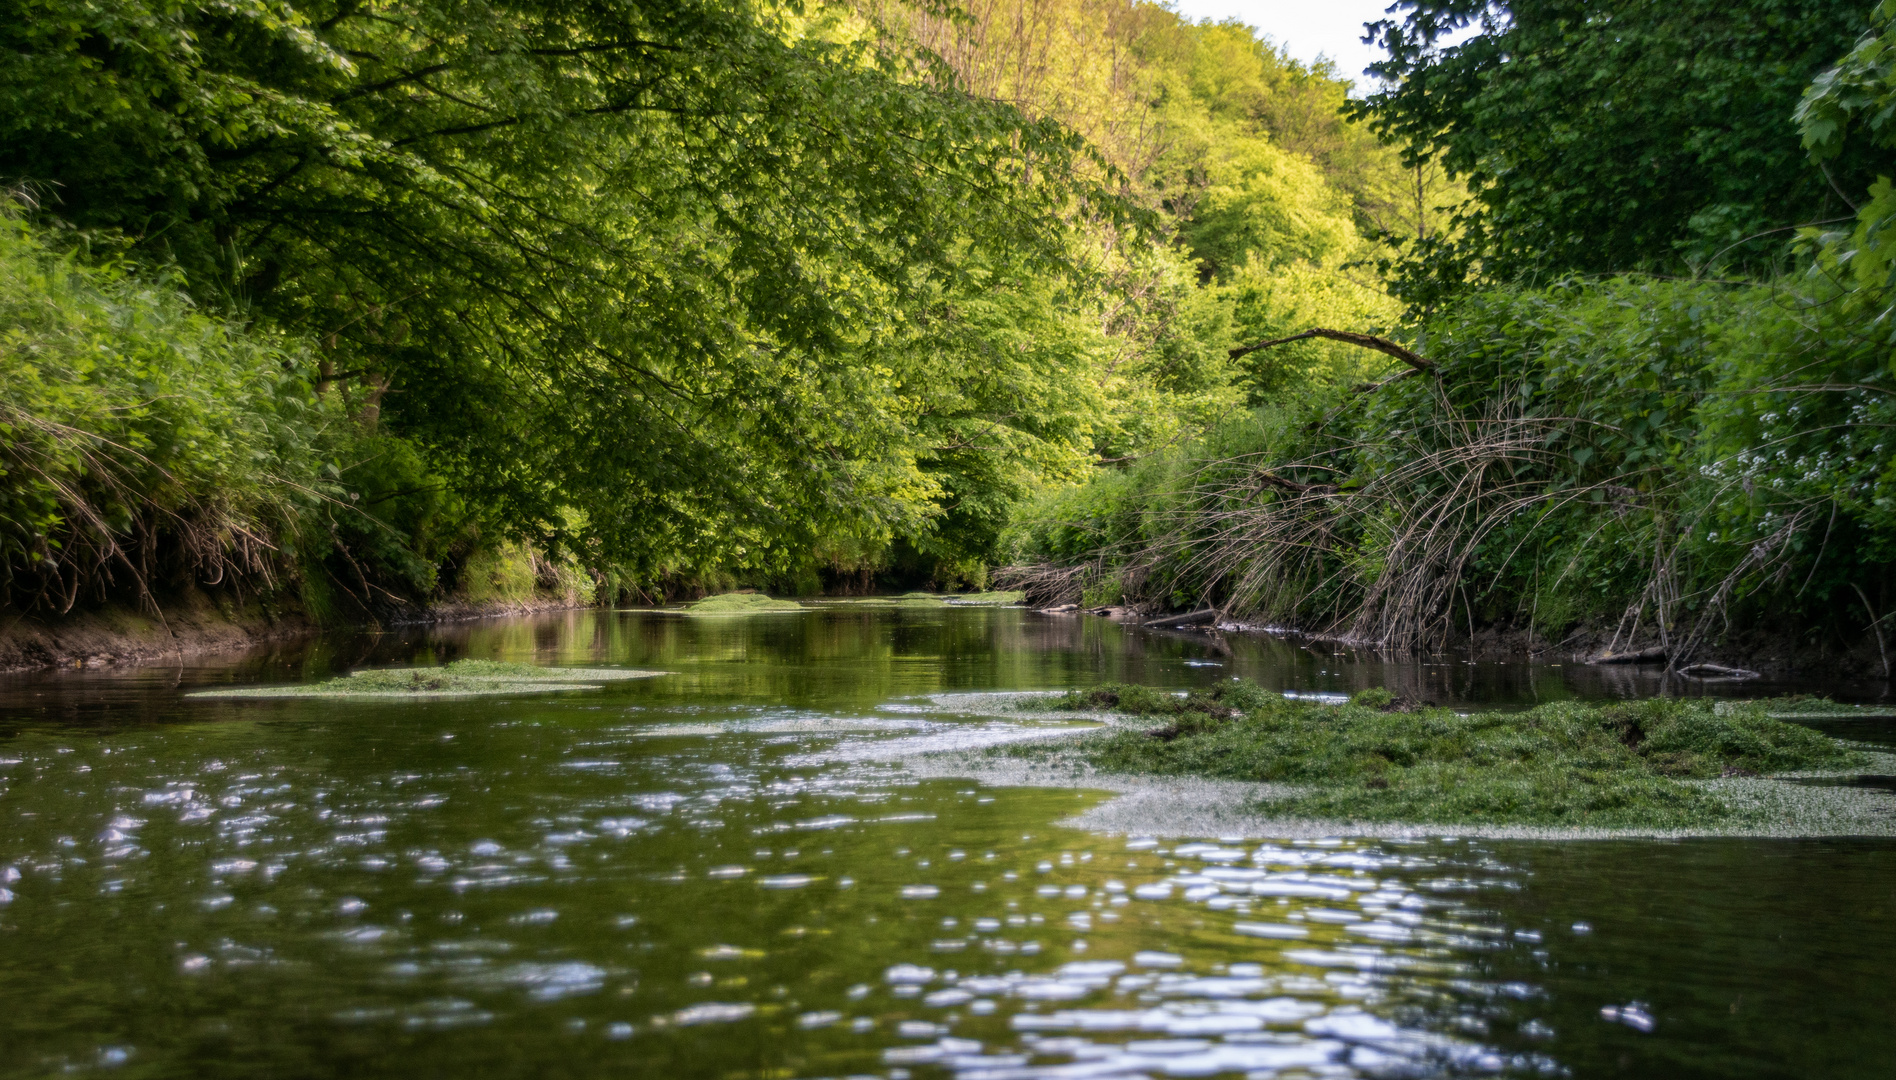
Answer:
[997, 682, 1876, 830]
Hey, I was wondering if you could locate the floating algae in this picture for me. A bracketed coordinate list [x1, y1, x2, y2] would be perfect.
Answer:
[987, 681, 1881, 831]
[190, 659, 667, 700]
[817, 592, 950, 608]
[814, 590, 1025, 608]
[1719, 697, 1896, 721]
[675, 592, 805, 615]
[944, 590, 1024, 606]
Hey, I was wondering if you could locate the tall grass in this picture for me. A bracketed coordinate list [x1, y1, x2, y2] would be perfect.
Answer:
[0, 211, 331, 614]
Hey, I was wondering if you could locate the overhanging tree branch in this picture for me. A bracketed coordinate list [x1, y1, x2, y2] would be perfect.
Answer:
[1229, 328, 1433, 372]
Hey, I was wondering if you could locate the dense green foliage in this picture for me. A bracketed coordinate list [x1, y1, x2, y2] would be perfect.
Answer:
[1025, 682, 1862, 827]
[1009, 271, 1896, 653]
[0, 0, 1136, 592]
[1009, 0, 1896, 664]
[0, 212, 325, 610]
[1359, 0, 1879, 306]
[1, 0, 1418, 611]
[9, 0, 1896, 652]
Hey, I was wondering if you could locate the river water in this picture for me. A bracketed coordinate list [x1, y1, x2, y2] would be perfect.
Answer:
[1, 607, 1891, 1078]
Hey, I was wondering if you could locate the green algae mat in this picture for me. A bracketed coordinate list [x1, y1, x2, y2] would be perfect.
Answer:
[816, 591, 1026, 608]
[675, 592, 805, 615]
[674, 590, 1024, 614]
[189, 659, 667, 700]
[1000, 682, 1880, 830]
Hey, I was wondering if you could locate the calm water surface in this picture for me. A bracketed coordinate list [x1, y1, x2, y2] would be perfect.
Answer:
[1, 608, 1891, 1079]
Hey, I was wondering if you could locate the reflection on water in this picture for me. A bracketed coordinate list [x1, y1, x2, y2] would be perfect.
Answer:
[0, 608, 1892, 1078]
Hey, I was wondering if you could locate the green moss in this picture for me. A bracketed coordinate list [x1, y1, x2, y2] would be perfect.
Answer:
[946, 590, 1026, 606]
[680, 592, 804, 614]
[190, 658, 664, 699]
[1019, 682, 1867, 828]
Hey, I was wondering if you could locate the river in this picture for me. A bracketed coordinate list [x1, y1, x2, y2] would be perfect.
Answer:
[1, 607, 1891, 1078]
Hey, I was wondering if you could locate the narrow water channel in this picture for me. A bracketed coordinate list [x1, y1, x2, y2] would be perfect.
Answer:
[1, 608, 1891, 1078]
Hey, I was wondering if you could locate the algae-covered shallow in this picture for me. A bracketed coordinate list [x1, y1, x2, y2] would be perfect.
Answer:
[189, 658, 666, 699]
[675, 592, 804, 615]
[809, 590, 1024, 609]
[945, 589, 1024, 606]
[994, 682, 1878, 830]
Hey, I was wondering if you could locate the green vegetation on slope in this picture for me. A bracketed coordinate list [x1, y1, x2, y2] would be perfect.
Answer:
[1005, 1, 1896, 665]
[1006, 682, 1866, 828]
[0, 0, 1429, 612]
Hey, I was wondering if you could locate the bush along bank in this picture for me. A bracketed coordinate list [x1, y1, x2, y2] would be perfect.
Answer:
[999, 5, 1896, 677]
[992, 681, 1881, 831]
[1000, 275, 1896, 676]
[0, 212, 596, 657]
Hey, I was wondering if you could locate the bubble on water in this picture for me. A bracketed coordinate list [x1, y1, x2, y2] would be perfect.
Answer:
[1132, 883, 1172, 900]
[509, 909, 558, 925]
[337, 898, 367, 916]
[468, 840, 503, 856]
[901, 884, 940, 899]
[604, 1022, 633, 1040]
[1572, 921, 1594, 933]
[796, 1010, 841, 1029]
[706, 865, 748, 879]
[759, 875, 812, 890]
[885, 964, 935, 984]
[1133, 951, 1185, 968]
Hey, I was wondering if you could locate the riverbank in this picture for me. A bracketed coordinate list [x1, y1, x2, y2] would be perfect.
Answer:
[0, 590, 587, 673]
[1039, 604, 1891, 682]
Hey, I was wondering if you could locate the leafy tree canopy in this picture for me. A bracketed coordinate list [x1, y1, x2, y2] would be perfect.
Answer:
[0, 0, 1117, 578]
[1358, 0, 1881, 307]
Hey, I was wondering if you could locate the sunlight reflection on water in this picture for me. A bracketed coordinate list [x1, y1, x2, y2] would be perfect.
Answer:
[0, 607, 1891, 1078]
